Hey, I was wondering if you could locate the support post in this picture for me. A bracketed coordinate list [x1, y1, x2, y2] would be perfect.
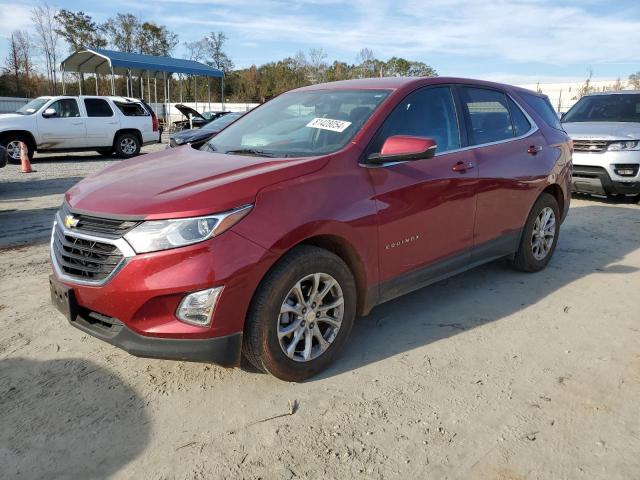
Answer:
[208, 78, 211, 112]
[221, 76, 225, 111]
[77, 74, 82, 95]
[194, 76, 197, 112]
[179, 74, 183, 103]
[62, 65, 66, 95]
[110, 66, 115, 95]
[163, 72, 167, 127]
[95, 73, 98, 95]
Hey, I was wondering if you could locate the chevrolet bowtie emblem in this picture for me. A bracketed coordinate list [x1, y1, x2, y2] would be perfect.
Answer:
[64, 215, 80, 228]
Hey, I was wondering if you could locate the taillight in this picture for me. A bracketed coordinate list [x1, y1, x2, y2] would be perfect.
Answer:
[152, 114, 158, 132]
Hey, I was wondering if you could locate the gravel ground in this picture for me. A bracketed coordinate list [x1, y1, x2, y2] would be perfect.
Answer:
[1, 149, 639, 479]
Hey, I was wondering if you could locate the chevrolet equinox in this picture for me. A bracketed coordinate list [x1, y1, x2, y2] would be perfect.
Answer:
[50, 77, 572, 381]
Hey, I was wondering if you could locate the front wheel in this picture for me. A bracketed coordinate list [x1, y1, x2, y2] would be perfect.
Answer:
[511, 193, 560, 272]
[243, 246, 356, 382]
[1, 136, 33, 164]
[114, 133, 140, 158]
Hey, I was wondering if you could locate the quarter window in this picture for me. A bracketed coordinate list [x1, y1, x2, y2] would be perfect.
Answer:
[84, 98, 113, 117]
[46, 99, 80, 118]
[368, 86, 461, 156]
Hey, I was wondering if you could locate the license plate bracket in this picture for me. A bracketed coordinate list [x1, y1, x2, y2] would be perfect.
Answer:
[49, 275, 77, 322]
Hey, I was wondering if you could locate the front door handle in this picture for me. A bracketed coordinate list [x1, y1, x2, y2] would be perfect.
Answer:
[452, 161, 475, 173]
[71, 121, 83, 125]
[528, 145, 543, 155]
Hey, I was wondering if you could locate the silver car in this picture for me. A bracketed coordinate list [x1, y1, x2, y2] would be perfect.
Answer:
[562, 91, 640, 197]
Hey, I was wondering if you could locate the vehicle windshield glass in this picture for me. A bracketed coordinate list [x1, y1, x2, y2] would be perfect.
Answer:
[562, 94, 640, 123]
[202, 113, 241, 131]
[205, 89, 390, 157]
[16, 97, 50, 115]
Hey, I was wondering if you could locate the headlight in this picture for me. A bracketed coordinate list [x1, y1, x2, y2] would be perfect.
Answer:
[124, 205, 252, 253]
[608, 140, 639, 151]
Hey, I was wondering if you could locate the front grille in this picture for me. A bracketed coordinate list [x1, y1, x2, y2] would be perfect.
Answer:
[573, 139, 609, 153]
[52, 224, 124, 281]
[61, 205, 139, 238]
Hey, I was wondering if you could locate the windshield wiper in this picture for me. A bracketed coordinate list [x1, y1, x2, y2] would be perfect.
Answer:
[224, 148, 284, 158]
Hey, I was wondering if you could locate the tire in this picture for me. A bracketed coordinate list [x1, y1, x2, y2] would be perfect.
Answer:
[243, 245, 357, 382]
[114, 132, 141, 158]
[95, 148, 113, 156]
[1, 135, 34, 164]
[511, 193, 560, 272]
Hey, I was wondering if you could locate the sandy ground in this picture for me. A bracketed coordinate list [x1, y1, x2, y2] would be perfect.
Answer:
[1, 148, 639, 480]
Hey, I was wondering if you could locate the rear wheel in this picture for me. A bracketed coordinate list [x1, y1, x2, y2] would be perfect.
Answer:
[114, 133, 140, 158]
[511, 193, 560, 272]
[1, 136, 33, 164]
[243, 246, 356, 382]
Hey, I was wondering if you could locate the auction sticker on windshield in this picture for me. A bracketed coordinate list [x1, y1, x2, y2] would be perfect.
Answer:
[306, 117, 352, 133]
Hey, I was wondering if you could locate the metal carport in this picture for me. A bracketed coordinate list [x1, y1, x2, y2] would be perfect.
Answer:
[60, 48, 225, 123]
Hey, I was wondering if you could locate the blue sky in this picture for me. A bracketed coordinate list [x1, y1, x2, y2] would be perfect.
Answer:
[2, 0, 639, 83]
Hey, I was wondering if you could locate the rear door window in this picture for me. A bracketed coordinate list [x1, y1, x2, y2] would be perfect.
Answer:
[84, 99, 113, 117]
[368, 86, 461, 155]
[114, 102, 148, 116]
[460, 87, 513, 145]
[507, 97, 532, 136]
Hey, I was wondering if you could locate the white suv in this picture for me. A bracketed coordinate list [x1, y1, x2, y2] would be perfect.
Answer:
[0, 96, 159, 162]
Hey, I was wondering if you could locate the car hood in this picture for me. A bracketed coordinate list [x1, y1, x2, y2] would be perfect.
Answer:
[0, 113, 31, 127]
[562, 122, 640, 140]
[65, 146, 329, 219]
[173, 128, 215, 143]
[174, 104, 205, 120]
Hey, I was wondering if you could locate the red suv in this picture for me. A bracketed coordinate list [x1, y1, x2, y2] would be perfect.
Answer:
[50, 77, 572, 381]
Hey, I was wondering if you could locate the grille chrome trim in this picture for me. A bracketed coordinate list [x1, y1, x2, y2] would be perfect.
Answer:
[50, 214, 135, 286]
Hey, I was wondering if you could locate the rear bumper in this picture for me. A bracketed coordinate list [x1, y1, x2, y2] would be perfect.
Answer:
[572, 165, 640, 195]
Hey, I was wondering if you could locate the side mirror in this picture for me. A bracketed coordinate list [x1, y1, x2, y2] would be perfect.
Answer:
[42, 108, 57, 118]
[368, 135, 437, 165]
[559, 112, 566, 121]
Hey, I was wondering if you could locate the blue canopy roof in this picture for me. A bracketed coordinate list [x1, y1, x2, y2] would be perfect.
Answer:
[61, 48, 224, 78]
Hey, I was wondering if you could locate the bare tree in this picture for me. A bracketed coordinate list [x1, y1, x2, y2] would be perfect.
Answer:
[356, 48, 376, 78]
[5, 33, 22, 95]
[184, 39, 208, 62]
[32, 3, 60, 95]
[307, 48, 327, 84]
[206, 32, 234, 72]
[629, 72, 640, 90]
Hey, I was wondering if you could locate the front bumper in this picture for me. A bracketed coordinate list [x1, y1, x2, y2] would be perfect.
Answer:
[50, 220, 274, 366]
[572, 150, 640, 195]
[51, 276, 242, 364]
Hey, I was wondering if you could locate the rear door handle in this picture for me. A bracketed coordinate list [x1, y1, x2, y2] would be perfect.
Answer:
[71, 121, 83, 125]
[528, 145, 543, 155]
[452, 161, 475, 173]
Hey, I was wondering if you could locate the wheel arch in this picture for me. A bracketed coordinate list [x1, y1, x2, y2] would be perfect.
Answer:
[542, 183, 564, 216]
[297, 234, 372, 316]
[113, 128, 142, 147]
[0, 130, 37, 150]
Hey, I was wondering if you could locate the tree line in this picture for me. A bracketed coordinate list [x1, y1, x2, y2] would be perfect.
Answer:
[1, 4, 438, 102]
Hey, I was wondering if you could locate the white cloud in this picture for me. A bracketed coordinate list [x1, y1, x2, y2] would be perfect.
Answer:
[0, 4, 34, 37]
[161, 0, 640, 66]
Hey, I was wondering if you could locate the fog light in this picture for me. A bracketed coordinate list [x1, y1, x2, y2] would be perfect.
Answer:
[176, 287, 223, 327]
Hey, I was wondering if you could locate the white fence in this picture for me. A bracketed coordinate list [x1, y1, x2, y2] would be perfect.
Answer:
[0, 97, 29, 113]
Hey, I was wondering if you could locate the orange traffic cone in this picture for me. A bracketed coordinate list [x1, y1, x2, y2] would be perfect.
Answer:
[19, 141, 33, 173]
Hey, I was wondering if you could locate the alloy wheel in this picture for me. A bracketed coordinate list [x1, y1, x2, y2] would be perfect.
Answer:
[6, 141, 22, 161]
[531, 206, 556, 260]
[120, 137, 137, 155]
[277, 272, 344, 362]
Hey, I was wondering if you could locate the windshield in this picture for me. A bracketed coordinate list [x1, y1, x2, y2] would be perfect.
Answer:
[16, 97, 50, 115]
[202, 113, 242, 131]
[205, 89, 390, 157]
[562, 94, 640, 123]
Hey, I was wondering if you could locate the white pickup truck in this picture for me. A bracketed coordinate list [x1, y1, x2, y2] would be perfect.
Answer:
[0, 96, 159, 162]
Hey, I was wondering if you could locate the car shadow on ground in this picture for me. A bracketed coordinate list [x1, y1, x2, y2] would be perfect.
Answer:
[572, 192, 639, 205]
[315, 204, 640, 380]
[0, 177, 84, 201]
[0, 357, 151, 479]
